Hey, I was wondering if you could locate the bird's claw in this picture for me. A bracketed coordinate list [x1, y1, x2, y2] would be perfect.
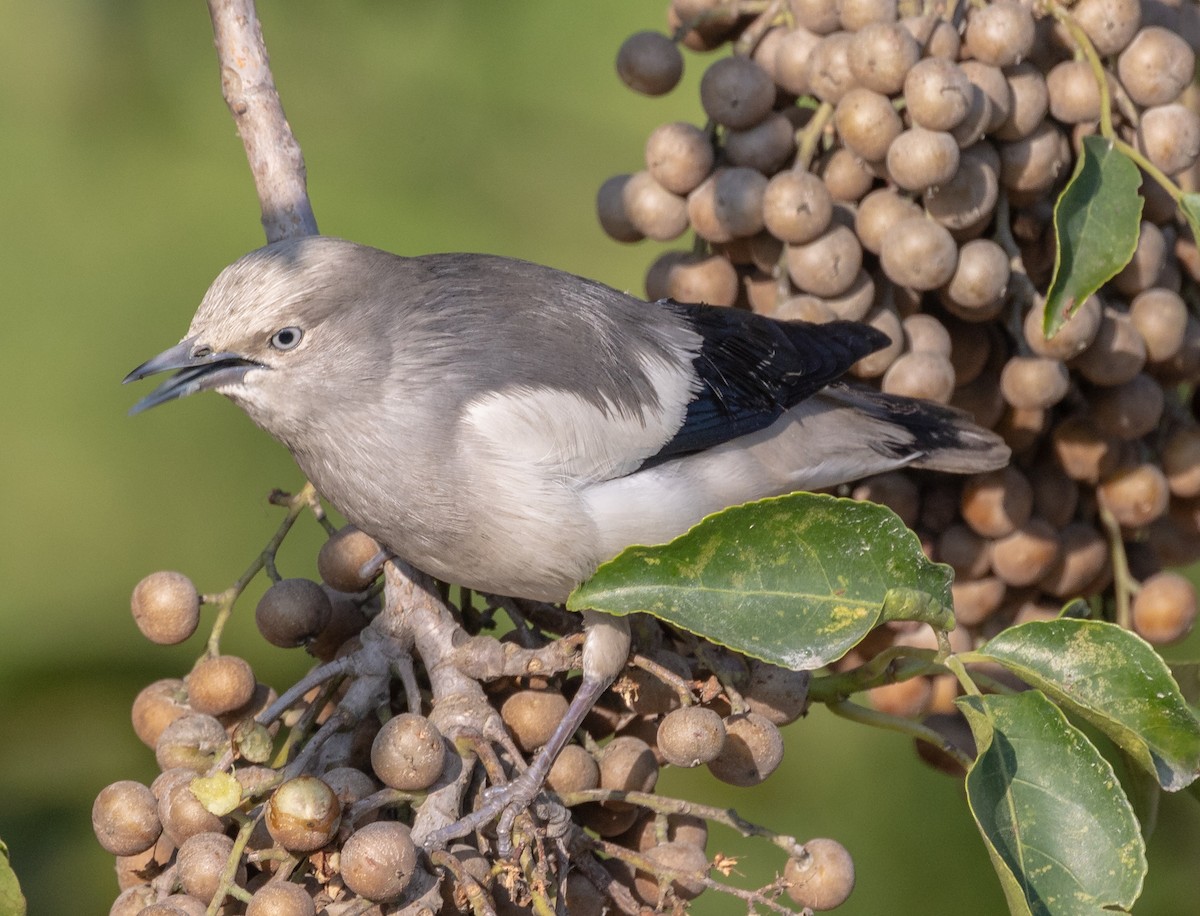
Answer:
[422, 769, 547, 856]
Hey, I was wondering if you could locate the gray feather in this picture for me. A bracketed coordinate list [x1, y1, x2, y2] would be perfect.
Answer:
[131, 236, 1010, 603]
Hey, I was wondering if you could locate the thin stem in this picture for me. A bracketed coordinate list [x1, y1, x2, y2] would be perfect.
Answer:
[593, 837, 798, 915]
[270, 674, 344, 769]
[733, 0, 785, 56]
[944, 654, 981, 697]
[628, 653, 696, 707]
[1113, 137, 1184, 203]
[206, 482, 321, 656]
[827, 699, 974, 769]
[257, 653, 356, 726]
[1048, 2, 1113, 139]
[808, 646, 939, 702]
[794, 100, 834, 173]
[204, 814, 259, 916]
[1099, 504, 1137, 629]
[557, 788, 803, 858]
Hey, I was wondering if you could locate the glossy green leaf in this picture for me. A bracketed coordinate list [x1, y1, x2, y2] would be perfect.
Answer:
[959, 692, 1146, 916]
[568, 492, 952, 670]
[0, 840, 26, 916]
[1043, 136, 1143, 337]
[978, 619, 1200, 791]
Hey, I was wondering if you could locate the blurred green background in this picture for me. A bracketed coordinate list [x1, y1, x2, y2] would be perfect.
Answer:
[0, 1, 1196, 913]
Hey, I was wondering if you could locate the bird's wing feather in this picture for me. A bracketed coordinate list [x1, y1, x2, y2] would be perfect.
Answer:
[642, 306, 889, 467]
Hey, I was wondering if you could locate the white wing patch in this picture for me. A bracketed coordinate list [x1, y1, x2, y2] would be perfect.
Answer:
[461, 354, 697, 485]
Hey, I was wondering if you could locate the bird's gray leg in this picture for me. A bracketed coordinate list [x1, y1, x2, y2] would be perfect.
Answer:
[358, 548, 395, 583]
[424, 610, 630, 855]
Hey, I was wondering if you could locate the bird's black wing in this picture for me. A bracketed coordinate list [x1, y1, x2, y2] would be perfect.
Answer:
[642, 304, 889, 467]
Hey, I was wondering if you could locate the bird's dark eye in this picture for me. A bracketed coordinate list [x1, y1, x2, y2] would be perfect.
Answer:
[192, 345, 213, 359]
[269, 327, 303, 351]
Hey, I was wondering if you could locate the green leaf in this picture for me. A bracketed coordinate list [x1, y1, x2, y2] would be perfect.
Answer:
[0, 840, 26, 916]
[1179, 193, 1200, 244]
[1043, 135, 1143, 337]
[568, 492, 952, 670]
[959, 692, 1146, 916]
[977, 619, 1200, 791]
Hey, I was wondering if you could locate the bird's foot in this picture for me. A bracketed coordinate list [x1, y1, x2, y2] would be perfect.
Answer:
[358, 548, 395, 584]
[423, 768, 563, 857]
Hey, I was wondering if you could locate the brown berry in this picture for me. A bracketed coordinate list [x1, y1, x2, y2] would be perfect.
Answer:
[835, 88, 902, 162]
[633, 841, 710, 904]
[600, 735, 660, 795]
[645, 122, 714, 195]
[879, 217, 958, 290]
[177, 832, 237, 904]
[548, 743, 600, 795]
[256, 578, 334, 649]
[1138, 104, 1200, 176]
[785, 838, 856, 910]
[700, 56, 775, 129]
[990, 518, 1062, 587]
[93, 780, 161, 857]
[1072, 305, 1146, 386]
[1098, 462, 1170, 528]
[246, 882, 317, 916]
[131, 678, 190, 749]
[688, 167, 768, 242]
[340, 821, 418, 902]
[999, 356, 1070, 410]
[1088, 373, 1164, 440]
[1071, 0, 1142, 55]
[1026, 294, 1101, 360]
[1118, 27, 1195, 107]
[904, 58, 974, 131]
[961, 467, 1033, 539]
[881, 351, 956, 403]
[658, 706, 727, 767]
[850, 22, 919, 94]
[995, 63, 1048, 141]
[965, 0, 1035, 67]
[596, 174, 643, 243]
[706, 712, 784, 786]
[886, 127, 960, 193]
[657, 252, 740, 306]
[622, 171, 689, 241]
[155, 713, 231, 774]
[763, 171, 833, 245]
[131, 571, 200, 646]
[264, 776, 341, 853]
[185, 655, 256, 717]
[1041, 522, 1109, 599]
[943, 238, 1010, 320]
[617, 32, 683, 96]
[1132, 571, 1198, 645]
[371, 712, 446, 790]
[807, 31, 858, 104]
[1131, 287, 1188, 364]
[786, 224, 864, 297]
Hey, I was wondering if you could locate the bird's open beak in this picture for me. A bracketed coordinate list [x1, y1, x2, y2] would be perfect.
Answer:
[123, 337, 260, 415]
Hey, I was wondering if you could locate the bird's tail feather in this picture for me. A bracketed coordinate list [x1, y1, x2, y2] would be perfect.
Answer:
[823, 383, 1011, 474]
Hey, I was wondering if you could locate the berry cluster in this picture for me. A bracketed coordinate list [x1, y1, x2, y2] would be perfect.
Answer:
[602, 0, 1200, 680]
[101, 483, 850, 914]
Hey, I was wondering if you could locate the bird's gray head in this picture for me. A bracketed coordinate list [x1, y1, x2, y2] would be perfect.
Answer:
[125, 236, 396, 437]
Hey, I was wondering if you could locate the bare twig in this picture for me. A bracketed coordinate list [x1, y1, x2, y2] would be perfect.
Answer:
[206, 0, 319, 242]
